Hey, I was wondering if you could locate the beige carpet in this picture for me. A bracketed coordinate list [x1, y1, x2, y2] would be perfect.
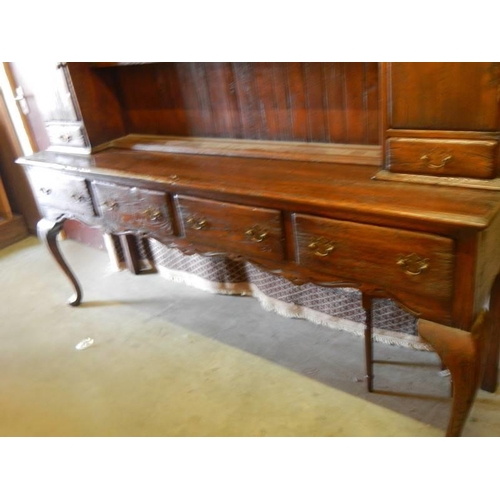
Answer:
[0, 237, 498, 436]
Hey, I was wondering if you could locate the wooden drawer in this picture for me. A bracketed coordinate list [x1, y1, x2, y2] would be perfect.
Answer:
[387, 138, 497, 179]
[46, 123, 87, 148]
[294, 214, 456, 319]
[28, 168, 95, 218]
[92, 181, 173, 235]
[176, 195, 285, 260]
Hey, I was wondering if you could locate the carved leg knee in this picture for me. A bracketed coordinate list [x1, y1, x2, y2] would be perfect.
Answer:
[418, 312, 489, 437]
[37, 218, 83, 306]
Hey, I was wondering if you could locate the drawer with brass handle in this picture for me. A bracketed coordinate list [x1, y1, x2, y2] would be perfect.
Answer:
[92, 181, 173, 235]
[387, 138, 497, 179]
[186, 216, 209, 231]
[294, 213, 455, 320]
[308, 237, 335, 257]
[46, 123, 87, 149]
[177, 195, 285, 260]
[27, 168, 95, 218]
[245, 225, 269, 243]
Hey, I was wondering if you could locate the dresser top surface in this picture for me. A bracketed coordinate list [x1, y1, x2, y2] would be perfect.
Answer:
[19, 146, 500, 234]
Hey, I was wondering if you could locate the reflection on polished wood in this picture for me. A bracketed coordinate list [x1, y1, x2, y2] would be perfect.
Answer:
[16, 62, 500, 436]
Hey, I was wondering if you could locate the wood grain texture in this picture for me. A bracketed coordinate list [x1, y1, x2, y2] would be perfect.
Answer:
[111, 134, 382, 165]
[66, 63, 126, 145]
[19, 145, 500, 236]
[15, 62, 500, 437]
[95, 63, 379, 145]
[27, 168, 95, 219]
[388, 62, 500, 131]
[418, 311, 492, 436]
[294, 213, 456, 323]
[176, 195, 285, 261]
[387, 138, 497, 179]
[92, 181, 173, 236]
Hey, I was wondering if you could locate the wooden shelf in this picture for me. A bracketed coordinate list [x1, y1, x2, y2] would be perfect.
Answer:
[97, 134, 382, 166]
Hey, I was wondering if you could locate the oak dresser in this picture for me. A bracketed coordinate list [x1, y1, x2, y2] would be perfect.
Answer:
[17, 63, 500, 436]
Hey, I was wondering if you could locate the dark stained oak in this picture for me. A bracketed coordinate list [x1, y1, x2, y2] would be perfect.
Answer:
[481, 274, 500, 391]
[388, 62, 500, 131]
[176, 195, 285, 261]
[419, 311, 492, 437]
[388, 138, 497, 179]
[380, 62, 500, 188]
[92, 181, 174, 236]
[80, 63, 380, 147]
[37, 217, 82, 306]
[16, 62, 500, 437]
[294, 213, 456, 323]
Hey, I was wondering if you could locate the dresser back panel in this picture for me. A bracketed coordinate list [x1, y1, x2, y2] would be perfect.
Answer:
[388, 62, 500, 131]
[101, 62, 379, 145]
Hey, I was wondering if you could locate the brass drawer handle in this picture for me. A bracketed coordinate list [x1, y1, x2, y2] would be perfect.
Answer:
[308, 237, 335, 257]
[420, 152, 452, 170]
[397, 253, 430, 276]
[245, 225, 269, 243]
[102, 201, 119, 211]
[59, 133, 73, 143]
[186, 216, 208, 230]
[39, 187, 52, 195]
[142, 207, 163, 221]
[71, 193, 87, 203]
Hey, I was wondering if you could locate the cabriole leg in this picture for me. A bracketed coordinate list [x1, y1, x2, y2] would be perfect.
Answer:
[418, 311, 490, 437]
[37, 218, 82, 307]
[481, 274, 500, 392]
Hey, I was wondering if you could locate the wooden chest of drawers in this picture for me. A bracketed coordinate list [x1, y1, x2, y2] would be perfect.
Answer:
[14, 62, 500, 437]
[294, 214, 456, 321]
[19, 134, 500, 438]
[27, 168, 94, 219]
[177, 196, 285, 261]
[387, 138, 498, 179]
[93, 181, 173, 236]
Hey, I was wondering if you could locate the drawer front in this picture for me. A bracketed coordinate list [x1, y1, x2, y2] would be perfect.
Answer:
[92, 181, 173, 235]
[294, 214, 456, 319]
[28, 168, 95, 218]
[387, 138, 497, 179]
[177, 195, 285, 260]
[46, 123, 87, 148]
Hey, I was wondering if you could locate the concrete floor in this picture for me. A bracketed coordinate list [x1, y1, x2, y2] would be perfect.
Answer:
[1, 236, 499, 436]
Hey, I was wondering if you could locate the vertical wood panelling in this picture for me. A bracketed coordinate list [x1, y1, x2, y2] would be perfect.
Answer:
[174, 63, 208, 137]
[157, 63, 188, 136]
[117, 64, 164, 135]
[272, 63, 293, 141]
[253, 62, 278, 140]
[364, 62, 380, 145]
[304, 63, 328, 142]
[324, 62, 347, 143]
[344, 63, 365, 143]
[389, 63, 500, 131]
[204, 62, 240, 138]
[287, 62, 308, 141]
[232, 62, 261, 139]
[110, 62, 379, 144]
[188, 62, 215, 137]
